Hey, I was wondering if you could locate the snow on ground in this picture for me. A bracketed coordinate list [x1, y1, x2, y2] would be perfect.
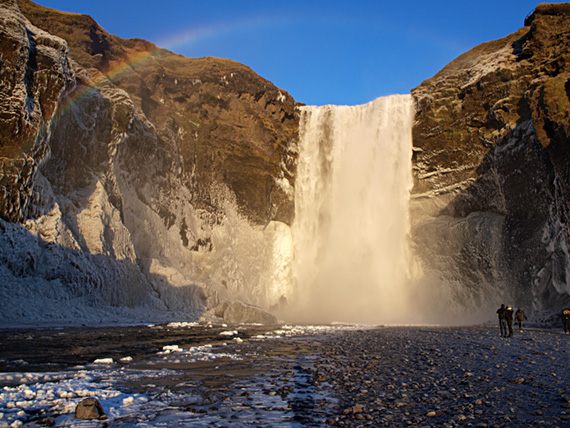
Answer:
[0, 323, 356, 427]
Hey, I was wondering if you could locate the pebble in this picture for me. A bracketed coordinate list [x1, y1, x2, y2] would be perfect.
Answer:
[3, 324, 569, 427]
[302, 326, 570, 427]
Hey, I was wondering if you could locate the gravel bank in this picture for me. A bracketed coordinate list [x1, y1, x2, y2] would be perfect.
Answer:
[1, 324, 569, 427]
[310, 326, 570, 427]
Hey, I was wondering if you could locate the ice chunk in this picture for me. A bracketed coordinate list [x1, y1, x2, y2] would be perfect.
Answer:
[93, 358, 114, 364]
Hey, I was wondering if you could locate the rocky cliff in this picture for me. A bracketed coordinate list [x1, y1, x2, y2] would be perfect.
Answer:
[16, 0, 298, 227]
[1, 0, 570, 325]
[0, 0, 296, 325]
[411, 3, 570, 321]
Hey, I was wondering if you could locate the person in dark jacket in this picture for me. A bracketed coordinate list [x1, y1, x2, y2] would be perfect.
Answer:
[562, 309, 570, 334]
[515, 308, 527, 332]
[505, 306, 514, 337]
[497, 304, 508, 337]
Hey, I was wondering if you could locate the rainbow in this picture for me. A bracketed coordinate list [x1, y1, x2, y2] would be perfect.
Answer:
[155, 14, 291, 54]
[54, 50, 153, 121]
[53, 14, 292, 121]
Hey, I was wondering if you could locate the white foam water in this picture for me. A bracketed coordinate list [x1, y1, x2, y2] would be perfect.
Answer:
[285, 95, 415, 324]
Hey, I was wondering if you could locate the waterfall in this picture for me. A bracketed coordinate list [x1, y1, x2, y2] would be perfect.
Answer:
[286, 95, 415, 324]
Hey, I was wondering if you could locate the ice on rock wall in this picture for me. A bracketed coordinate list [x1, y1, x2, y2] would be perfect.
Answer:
[5, 0, 569, 326]
[0, 42, 289, 325]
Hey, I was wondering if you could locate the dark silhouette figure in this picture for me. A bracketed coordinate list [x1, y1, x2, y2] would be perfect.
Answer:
[505, 306, 514, 337]
[563, 309, 570, 335]
[497, 304, 508, 337]
[515, 308, 527, 332]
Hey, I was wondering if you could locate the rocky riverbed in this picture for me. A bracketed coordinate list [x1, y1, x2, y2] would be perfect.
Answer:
[1, 324, 569, 427]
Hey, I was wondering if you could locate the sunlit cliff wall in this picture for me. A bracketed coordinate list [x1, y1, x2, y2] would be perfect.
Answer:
[411, 4, 570, 322]
[1, 0, 570, 325]
[0, 0, 297, 324]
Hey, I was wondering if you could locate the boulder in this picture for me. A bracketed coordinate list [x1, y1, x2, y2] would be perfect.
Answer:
[216, 301, 278, 325]
[75, 397, 106, 420]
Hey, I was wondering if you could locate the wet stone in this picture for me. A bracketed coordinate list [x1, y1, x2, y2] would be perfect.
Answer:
[2, 324, 570, 427]
[34, 417, 55, 426]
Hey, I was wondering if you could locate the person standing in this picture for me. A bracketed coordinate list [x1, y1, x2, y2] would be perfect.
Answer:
[562, 309, 570, 334]
[497, 304, 508, 337]
[515, 307, 527, 332]
[506, 306, 514, 337]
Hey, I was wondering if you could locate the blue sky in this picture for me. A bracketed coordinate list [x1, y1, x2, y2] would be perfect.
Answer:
[34, 1, 560, 106]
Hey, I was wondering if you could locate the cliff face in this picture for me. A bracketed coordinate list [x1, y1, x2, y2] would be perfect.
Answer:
[2, 0, 570, 325]
[17, 0, 298, 227]
[411, 4, 570, 320]
[0, 0, 297, 324]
